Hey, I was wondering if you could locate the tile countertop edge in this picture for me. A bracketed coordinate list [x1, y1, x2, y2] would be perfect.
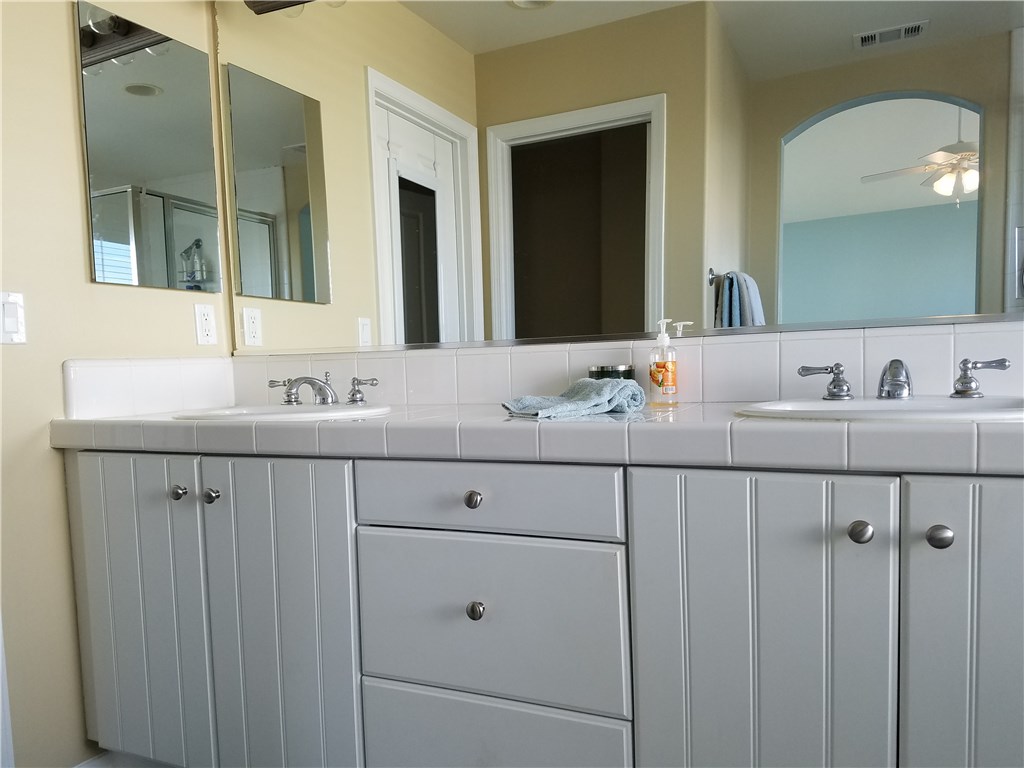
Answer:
[48, 408, 1024, 477]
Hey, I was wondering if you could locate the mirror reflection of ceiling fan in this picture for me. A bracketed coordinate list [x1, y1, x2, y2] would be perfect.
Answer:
[861, 108, 980, 203]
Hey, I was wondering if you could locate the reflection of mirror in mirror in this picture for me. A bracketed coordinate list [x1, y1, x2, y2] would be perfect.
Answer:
[779, 96, 981, 325]
[79, 2, 221, 292]
[226, 64, 330, 304]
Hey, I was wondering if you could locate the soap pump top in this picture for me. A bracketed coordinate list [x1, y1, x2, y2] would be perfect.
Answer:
[673, 321, 694, 337]
[655, 318, 671, 346]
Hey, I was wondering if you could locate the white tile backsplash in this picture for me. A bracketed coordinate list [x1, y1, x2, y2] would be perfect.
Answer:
[59, 319, 1023, 425]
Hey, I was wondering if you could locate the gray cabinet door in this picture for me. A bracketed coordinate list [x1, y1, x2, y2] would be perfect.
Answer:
[629, 468, 899, 768]
[67, 452, 216, 767]
[901, 475, 1024, 768]
[202, 457, 361, 768]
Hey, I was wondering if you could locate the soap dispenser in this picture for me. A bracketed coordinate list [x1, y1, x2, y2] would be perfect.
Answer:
[648, 318, 678, 406]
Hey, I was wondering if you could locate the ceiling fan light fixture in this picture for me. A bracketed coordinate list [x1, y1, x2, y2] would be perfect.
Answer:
[932, 171, 957, 197]
[962, 168, 980, 194]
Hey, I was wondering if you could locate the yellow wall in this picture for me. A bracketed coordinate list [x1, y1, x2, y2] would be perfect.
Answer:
[746, 33, 1011, 322]
[214, 0, 476, 349]
[475, 3, 711, 334]
[0, 1, 475, 765]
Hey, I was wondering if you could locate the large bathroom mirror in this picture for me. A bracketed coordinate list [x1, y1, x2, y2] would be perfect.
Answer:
[779, 97, 981, 325]
[79, 2, 221, 293]
[211, 0, 1022, 349]
[225, 64, 331, 303]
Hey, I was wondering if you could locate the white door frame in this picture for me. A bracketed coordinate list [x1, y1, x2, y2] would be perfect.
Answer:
[486, 94, 667, 339]
[367, 69, 484, 344]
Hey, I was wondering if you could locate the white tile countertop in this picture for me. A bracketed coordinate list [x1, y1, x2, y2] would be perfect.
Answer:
[50, 403, 1024, 476]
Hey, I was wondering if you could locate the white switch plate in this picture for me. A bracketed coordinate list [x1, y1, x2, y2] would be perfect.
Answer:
[243, 307, 263, 346]
[194, 304, 217, 345]
[358, 317, 372, 346]
[1, 292, 26, 344]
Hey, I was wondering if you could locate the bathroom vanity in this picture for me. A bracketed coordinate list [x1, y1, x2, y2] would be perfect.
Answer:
[57, 405, 1024, 768]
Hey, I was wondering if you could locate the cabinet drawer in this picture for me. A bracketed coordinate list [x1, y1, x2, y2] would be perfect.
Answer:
[362, 677, 633, 768]
[357, 527, 632, 718]
[355, 460, 624, 541]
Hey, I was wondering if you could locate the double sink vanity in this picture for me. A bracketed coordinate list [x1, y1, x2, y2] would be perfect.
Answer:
[52, 335, 1023, 768]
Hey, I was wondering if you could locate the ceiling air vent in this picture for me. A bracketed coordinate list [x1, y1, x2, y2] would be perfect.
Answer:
[854, 20, 929, 50]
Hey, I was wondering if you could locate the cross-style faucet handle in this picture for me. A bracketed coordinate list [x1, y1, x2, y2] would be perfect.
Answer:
[951, 358, 1010, 398]
[798, 362, 853, 401]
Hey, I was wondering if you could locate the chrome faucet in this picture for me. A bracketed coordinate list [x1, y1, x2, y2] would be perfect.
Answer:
[347, 377, 379, 405]
[950, 357, 1010, 398]
[877, 359, 912, 399]
[268, 372, 340, 405]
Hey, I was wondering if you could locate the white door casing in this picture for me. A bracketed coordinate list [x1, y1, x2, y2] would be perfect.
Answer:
[368, 70, 483, 344]
[487, 95, 667, 340]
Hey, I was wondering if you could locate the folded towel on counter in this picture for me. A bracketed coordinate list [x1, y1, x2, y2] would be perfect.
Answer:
[714, 271, 766, 328]
[502, 377, 646, 419]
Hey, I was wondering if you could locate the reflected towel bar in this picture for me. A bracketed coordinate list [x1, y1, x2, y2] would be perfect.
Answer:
[708, 268, 720, 286]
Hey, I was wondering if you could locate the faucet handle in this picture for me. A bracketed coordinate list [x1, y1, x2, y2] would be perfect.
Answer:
[951, 358, 1010, 398]
[268, 378, 292, 388]
[348, 377, 380, 405]
[797, 362, 853, 401]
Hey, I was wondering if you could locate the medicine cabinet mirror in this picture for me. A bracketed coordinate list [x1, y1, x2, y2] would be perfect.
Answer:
[224, 64, 331, 303]
[79, 2, 221, 293]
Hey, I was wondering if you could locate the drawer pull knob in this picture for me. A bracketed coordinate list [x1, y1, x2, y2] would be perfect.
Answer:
[465, 601, 486, 621]
[463, 490, 484, 509]
[847, 520, 874, 544]
[170, 484, 189, 501]
[202, 488, 222, 505]
[926, 524, 954, 549]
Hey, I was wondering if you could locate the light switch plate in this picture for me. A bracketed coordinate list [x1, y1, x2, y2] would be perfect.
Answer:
[1, 292, 26, 344]
[358, 317, 372, 346]
[195, 304, 217, 345]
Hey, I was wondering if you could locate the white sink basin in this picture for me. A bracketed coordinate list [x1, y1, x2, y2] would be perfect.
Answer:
[173, 403, 391, 421]
[737, 396, 1024, 422]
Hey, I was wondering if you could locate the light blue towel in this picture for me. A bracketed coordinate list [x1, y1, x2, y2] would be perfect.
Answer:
[503, 377, 646, 419]
[715, 271, 766, 328]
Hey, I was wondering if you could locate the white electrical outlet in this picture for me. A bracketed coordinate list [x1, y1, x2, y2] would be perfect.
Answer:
[243, 307, 263, 346]
[194, 304, 217, 345]
[358, 317, 372, 346]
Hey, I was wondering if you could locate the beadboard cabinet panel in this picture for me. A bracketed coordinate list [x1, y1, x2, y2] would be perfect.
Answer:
[629, 468, 899, 768]
[203, 457, 362, 768]
[66, 452, 216, 768]
[901, 475, 1024, 768]
[362, 677, 632, 768]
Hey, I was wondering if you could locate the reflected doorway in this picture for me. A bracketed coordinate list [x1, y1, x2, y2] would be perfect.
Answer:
[511, 125, 647, 338]
[398, 178, 440, 344]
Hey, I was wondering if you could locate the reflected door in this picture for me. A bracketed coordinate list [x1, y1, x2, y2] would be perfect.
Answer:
[398, 178, 440, 344]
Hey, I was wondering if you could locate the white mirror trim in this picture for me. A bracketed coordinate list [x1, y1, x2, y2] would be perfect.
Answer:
[486, 94, 667, 339]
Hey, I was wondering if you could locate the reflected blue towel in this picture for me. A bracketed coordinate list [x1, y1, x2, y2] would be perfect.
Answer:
[503, 378, 646, 419]
[715, 271, 766, 328]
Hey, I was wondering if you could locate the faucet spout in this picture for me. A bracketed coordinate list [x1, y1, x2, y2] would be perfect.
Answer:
[877, 359, 912, 399]
[268, 372, 339, 405]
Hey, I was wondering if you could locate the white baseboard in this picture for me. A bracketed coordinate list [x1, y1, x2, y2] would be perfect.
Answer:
[75, 751, 172, 768]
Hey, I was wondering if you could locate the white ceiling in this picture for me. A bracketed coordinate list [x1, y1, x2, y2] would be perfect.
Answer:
[402, 1, 1023, 80]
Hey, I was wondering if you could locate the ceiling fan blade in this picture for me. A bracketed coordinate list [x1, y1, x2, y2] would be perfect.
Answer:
[920, 150, 958, 164]
[861, 164, 938, 183]
[921, 169, 950, 187]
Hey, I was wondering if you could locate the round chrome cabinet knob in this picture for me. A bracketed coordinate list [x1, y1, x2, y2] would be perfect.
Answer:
[202, 488, 222, 505]
[465, 601, 486, 621]
[847, 520, 874, 544]
[926, 524, 955, 549]
[170, 484, 189, 501]
[463, 490, 484, 509]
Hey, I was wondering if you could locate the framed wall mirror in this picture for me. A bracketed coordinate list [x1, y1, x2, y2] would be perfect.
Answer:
[224, 64, 331, 304]
[78, 2, 221, 293]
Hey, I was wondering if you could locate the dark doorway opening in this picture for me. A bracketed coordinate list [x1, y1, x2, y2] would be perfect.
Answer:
[398, 177, 440, 344]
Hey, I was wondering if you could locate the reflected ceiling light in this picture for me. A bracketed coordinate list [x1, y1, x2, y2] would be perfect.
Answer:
[509, 0, 554, 8]
[961, 168, 980, 194]
[145, 42, 171, 57]
[124, 83, 163, 97]
[932, 171, 958, 197]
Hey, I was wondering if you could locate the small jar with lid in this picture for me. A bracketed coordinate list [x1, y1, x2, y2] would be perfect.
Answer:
[588, 364, 635, 380]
